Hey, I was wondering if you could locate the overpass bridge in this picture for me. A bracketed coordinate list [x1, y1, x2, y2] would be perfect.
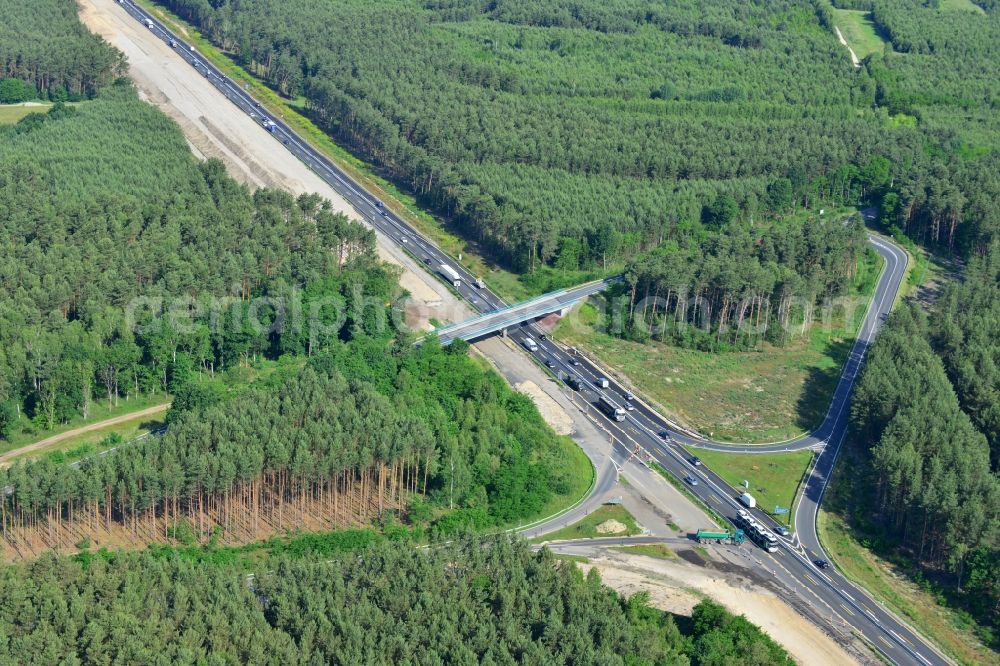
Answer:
[430, 277, 619, 345]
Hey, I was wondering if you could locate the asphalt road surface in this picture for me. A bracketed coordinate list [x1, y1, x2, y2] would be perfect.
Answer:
[109, 4, 946, 663]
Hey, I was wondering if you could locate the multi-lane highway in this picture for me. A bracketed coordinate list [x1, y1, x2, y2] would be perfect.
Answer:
[113, 3, 946, 663]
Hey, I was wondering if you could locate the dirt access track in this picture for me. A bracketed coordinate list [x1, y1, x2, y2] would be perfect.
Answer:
[78, 0, 455, 329]
[0, 403, 169, 466]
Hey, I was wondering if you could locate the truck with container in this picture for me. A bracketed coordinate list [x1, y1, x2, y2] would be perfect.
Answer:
[739, 492, 756, 509]
[598, 395, 626, 422]
[696, 529, 744, 545]
[438, 263, 461, 287]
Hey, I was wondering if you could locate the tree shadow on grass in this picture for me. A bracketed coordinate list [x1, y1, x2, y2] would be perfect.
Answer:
[137, 419, 165, 433]
[793, 337, 856, 433]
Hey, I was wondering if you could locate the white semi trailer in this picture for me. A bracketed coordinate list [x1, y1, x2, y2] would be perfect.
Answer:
[439, 263, 461, 287]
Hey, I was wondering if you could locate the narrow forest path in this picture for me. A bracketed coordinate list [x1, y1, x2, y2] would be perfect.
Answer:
[835, 26, 862, 68]
[0, 404, 170, 466]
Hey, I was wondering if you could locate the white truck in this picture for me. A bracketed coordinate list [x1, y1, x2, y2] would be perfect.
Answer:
[739, 492, 757, 509]
[439, 263, 461, 287]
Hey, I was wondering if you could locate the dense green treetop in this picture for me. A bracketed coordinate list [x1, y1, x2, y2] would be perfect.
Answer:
[156, 0, 996, 270]
[1, 337, 578, 534]
[850, 253, 1000, 643]
[929, 250, 1000, 466]
[0, 536, 791, 665]
[0, 0, 124, 99]
[156, 0, 915, 269]
[0, 85, 384, 434]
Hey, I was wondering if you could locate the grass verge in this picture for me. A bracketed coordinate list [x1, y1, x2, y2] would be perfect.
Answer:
[683, 448, 813, 527]
[613, 544, 677, 560]
[553, 553, 591, 564]
[518, 434, 595, 530]
[939, 0, 986, 13]
[555, 250, 882, 443]
[818, 437, 998, 666]
[0, 392, 169, 456]
[533, 505, 643, 542]
[0, 102, 53, 124]
[9, 413, 165, 465]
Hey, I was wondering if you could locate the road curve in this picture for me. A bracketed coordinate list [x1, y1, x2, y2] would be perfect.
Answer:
[106, 4, 944, 663]
[684, 233, 907, 454]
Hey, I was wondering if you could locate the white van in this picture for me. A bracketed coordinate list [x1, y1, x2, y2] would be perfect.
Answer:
[523, 337, 538, 352]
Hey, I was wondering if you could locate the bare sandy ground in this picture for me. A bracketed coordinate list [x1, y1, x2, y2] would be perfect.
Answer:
[515, 380, 574, 435]
[580, 551, 863, 666]
[835, 26, 863, 68]
[77, 0, 451, 328]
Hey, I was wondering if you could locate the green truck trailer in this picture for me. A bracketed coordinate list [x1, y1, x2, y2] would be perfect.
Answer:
[695, 529, 744, 545]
